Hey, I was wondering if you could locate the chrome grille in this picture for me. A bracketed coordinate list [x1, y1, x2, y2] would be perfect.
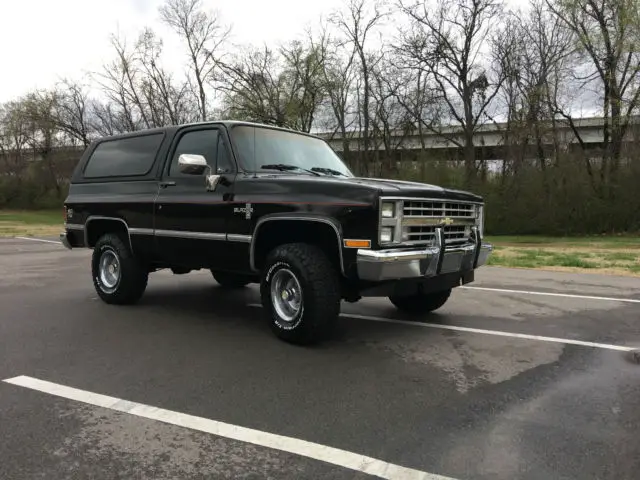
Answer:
[378, 197, 482, 247]
[406, 225, 469, 245]
[403, 201, 475, 218]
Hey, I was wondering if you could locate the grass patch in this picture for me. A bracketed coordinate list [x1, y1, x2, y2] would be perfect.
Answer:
[0, 210, 63, 237]
[486, 235, 640, 249]
[487, 241, 640, 277]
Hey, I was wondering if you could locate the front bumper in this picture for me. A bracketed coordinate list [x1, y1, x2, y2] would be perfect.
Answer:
[60, 231, 73, 250]
[357, 230, 492, 282]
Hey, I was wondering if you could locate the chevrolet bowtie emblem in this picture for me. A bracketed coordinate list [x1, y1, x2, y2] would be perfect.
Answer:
[439, 217, 454, 226]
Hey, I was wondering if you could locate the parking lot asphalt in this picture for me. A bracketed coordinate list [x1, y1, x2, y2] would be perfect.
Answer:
[1, 237, 640, 480]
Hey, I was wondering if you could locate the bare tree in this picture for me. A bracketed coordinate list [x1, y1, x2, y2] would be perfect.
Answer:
[0, 100, 32, 181]
[218, 36, 327, 132]
[93, 29, 199, 134]
[495, 1, 575, 177]
[370, 59, 415, 176]
[218, 45, 292, 127]
[160, 0, 230, 121]
[320, 31, 359, 160]
[94, 33, 148, 132]
[546, 0, 640, 185]
[398, 0, 508, 185]
[523, 1, 575, 165]
[330, 0, 387, 167]
[22, 91, 64, 195]
[391, 30, 445, 153]
[54, 78, 93, 147]
[90, 101, 128, 137]
[279, 32, 329, 132]
[135, 28, 199, 127]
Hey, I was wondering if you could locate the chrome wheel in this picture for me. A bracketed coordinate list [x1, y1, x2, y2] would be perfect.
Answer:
[99, 249, 121, 292]
[270, 268, 303, 324]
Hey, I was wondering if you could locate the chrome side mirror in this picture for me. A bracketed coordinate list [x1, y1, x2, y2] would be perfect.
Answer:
[178, 154, 221, 192]
[178, 154, 208, 175]
[206, 174, 221, 192]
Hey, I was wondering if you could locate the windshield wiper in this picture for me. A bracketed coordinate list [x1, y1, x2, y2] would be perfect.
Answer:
[260, 164, 321, 176]
[310, 167, 347, 177]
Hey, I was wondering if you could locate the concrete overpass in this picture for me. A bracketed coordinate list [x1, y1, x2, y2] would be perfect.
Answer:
[317, 116, 640, 161]
[2, 116, 638, 175]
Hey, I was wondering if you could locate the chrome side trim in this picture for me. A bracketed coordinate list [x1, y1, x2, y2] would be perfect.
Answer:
[250, 216, 345, 275]
[84, 216, 132, 250]
[227, 234, 252, 243]
[128, 227, 154, 235]
[154, 229, 226, 241]
[64, 223, 84, 231]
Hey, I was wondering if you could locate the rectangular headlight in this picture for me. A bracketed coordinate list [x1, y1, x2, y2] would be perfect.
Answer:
[381, 202, 396, 218]
[380, 227, 394, 243]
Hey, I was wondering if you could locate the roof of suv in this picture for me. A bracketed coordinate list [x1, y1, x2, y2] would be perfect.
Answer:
[94, 121, 323, 144]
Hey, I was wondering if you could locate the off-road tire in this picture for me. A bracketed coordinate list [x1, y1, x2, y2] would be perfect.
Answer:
[389, 288, 452, 314]
[92, 233, 148, 305]
[211, 270, 252, 288]
[260, 243, 341, 345]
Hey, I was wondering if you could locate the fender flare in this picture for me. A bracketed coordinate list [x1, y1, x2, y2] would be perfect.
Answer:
[249, 214, 345, 275]
[84, 216, 133, 250]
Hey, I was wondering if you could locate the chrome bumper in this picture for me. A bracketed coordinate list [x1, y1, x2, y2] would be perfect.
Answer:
[357, 229, 492, 282]
[60, 231, 72, 250]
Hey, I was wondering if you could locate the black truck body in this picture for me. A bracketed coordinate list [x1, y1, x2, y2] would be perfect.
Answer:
[61, 121, 492, 343]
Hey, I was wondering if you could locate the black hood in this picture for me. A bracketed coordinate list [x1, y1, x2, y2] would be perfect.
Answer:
[250, 173, 484, 203]
[346, 177, 483, 202]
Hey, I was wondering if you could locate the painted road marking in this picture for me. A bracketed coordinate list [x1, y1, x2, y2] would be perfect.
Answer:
[249, 305, 636, 352]
[15, 237, 61, 245]
[460, 286, 640, 304]
[3, 375, 456, 480]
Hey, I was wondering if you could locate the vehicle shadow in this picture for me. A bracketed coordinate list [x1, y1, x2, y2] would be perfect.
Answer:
[134, 280, 445, 346]
[139, 283, 262, 320]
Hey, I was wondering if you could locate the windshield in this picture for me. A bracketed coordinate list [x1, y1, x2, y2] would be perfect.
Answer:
[230, 125, 354, 177]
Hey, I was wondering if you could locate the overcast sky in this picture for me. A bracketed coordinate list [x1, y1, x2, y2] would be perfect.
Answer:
[0, 0, 351, 102]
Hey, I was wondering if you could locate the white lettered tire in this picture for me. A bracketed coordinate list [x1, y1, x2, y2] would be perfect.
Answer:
[260, 243, 340, 344]
[92, 233, 148, 305]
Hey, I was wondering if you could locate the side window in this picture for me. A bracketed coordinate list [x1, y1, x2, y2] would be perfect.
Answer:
[216, 134, 234, 174]
[169, 129, 219, 178]
[84, 133, 163, 178]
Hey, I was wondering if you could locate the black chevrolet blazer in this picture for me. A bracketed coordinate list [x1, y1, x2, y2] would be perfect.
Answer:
[61, 120, 492, 344]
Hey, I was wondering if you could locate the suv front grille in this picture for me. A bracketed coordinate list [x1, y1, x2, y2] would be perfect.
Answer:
[403, 201, 475, 218]
[379, 197, 482, 247]
[406, 225, 469, 245]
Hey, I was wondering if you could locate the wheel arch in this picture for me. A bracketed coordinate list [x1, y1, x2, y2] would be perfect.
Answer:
[85, 216, 132, 250]
[250, 215, 345, 276]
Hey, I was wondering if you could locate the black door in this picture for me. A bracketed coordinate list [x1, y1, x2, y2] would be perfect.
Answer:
[154, 126, 236, 269]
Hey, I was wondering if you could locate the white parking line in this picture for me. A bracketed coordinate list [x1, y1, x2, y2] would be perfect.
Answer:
[460, 286, 640, 304]
[15, 237, 61, 245]
[3, 376, 455, 480]
[249, 305, 636, 352]
[344, 313, 636, 352]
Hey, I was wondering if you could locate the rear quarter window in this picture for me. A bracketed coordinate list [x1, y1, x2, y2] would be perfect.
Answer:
[83, 133, 163, 178]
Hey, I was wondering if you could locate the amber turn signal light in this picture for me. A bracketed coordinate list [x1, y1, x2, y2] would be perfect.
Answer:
[343, 239, 371, 248]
